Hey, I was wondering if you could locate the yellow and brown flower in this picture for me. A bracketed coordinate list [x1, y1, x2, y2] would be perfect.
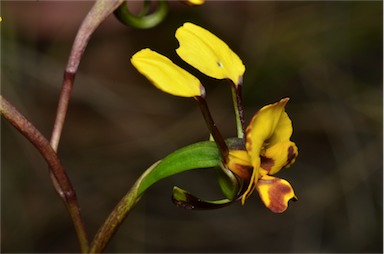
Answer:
[227, 98, 298, 213]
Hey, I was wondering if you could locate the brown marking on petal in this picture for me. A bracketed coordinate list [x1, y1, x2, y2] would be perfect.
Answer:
[286, 146, 297, 166]
[245, 126, 253, 152]
[260, 156, 274, 173]
[267, 179, 292, 213]
[227, 148, 252, 179]
[230, 164, 252, 179]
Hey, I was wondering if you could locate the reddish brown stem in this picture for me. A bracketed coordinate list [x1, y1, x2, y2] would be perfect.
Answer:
[46, 1, 126, 252]
[0, 95, 89, 253]
[231, 82, 245, 139]
[50, 0, 124, 151]
[195, 96, 229, 163]
[50, 1, 126, 200]
[50, 71, 75, 151]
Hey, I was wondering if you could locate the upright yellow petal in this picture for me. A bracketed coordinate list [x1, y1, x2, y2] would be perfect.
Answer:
[175, 22, 245, 86]
[131, 48, 204, 97]
[268, 112, 293, 147]
[256, 175, 297, 213]
[245, 98, 289, 167]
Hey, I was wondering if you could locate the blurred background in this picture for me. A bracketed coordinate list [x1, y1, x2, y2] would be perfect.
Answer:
[1, 1, 382, 253]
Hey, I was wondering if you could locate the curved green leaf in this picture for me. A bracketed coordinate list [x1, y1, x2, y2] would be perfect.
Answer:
[114, 1, 168, 29]
[172, 186, 234, 210]
[137, 141, 221, 196]
[215, 165, 240, 200]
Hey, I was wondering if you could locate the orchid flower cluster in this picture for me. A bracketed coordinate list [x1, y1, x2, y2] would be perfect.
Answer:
[131, 22, 298, 213]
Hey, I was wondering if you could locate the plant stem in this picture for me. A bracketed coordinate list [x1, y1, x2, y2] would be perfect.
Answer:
[50, 0, 124, 151]
[195, 96, 229, 163]
[50, 0, 125, 197]
[231, 83, 245, 139]
[42, 2, 125, 251]
[50, 71, 75, 151]
[48, 2, 125, 249]
[0, 95, 89, 253]
[89, 186, 139, 253]
[88, 162, 158, 253]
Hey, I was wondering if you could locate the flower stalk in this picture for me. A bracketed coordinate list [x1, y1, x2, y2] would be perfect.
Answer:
[88, 167, 148, 253]
[0, 95, 89, 253]
[50, 0, 124, 152]
[230, 83, 245, 139]
[195, 96, 229, 163]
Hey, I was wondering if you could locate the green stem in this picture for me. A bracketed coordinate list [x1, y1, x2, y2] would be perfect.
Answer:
[88, 162, 159, 253]
[0, 95, 89, 253]
[195, 96, 229, 163]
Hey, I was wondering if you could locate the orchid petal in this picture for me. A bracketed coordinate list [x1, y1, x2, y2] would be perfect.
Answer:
[268, 111, 293, 147]
[131, 48, 204, 97]
[227, 149, 252, 179]
[261, 141, 298, 175]
[175, 22, 245, 86]
[245, 98, 290, 165]
[183, 0, 205, 6]
[241, 163, 259, 205]
[256, 175, 297, 213]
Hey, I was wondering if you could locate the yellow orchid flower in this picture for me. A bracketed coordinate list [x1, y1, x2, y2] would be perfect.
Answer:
[130, 24, 299, 213]
[227, 98, 298, 213]
[175, 22, 245, 86]
[131, 48, 205, 98]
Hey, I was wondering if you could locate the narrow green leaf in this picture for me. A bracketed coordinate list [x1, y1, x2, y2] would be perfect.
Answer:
[172, 186, 234, 210]
[137, 141, 221, 196]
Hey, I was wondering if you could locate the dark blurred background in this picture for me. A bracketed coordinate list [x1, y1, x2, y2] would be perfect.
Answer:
[1, 1, 382, 253]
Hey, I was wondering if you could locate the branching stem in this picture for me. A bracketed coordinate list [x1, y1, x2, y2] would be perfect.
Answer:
[50, 0, 124, 151]
[0, 95, 89, 253]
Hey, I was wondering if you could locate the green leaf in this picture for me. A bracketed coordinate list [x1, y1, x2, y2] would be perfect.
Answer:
[172, 186, 234, 210]
[215, 165, 240, 200]
[136, 141, 221, 196]
[114, 1, 168, 29]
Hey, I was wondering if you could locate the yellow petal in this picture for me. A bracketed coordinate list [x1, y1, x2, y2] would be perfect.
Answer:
[268, 111, 293, 147]
[131, 48, 204, 97]
[261, 141, 298, 175]
[183, 0, 205, 5]
[241, 162, 259, 205]
[256, 175, 297, 213]
[245, 98, 290, 165]
[227, 149, 252, 179]
[175, 22, 245, 86]
[226, 149, 258, 205]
